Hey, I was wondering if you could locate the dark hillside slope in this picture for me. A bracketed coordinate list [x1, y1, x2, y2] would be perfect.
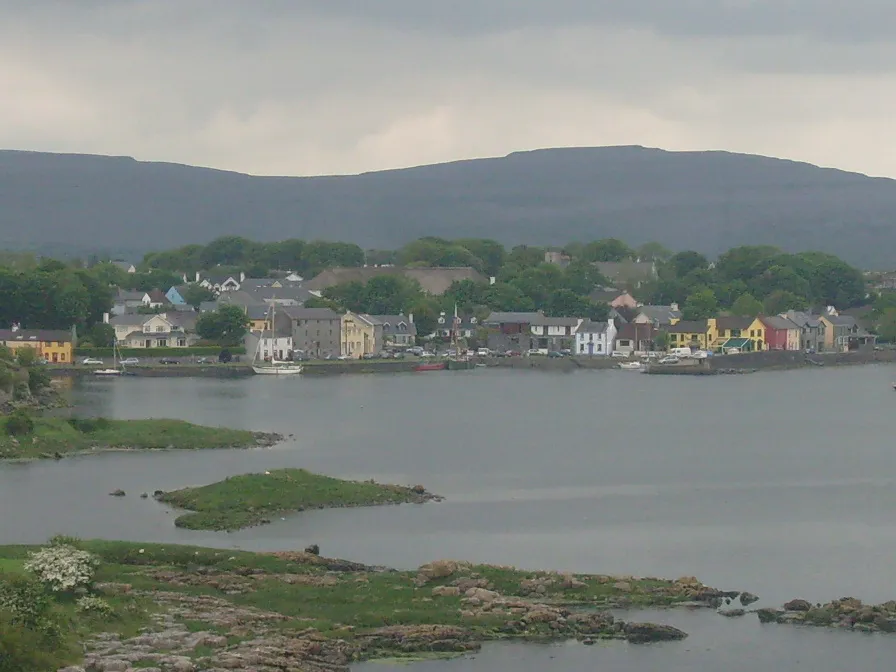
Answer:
[0, 146, 893, 267]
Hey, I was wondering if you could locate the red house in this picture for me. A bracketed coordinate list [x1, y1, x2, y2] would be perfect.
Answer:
[759, 315, 800, 351]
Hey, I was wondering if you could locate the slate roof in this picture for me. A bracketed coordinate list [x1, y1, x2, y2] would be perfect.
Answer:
[576, 320, 610, 334]
[666, 320, 709, 334]
[760, 315, 800, 331]
[483, 311, 542, 325]
[714, 316, 755, 331]
[635, 305, 682, 324]
[0, 329, 72, 343]
[280, 307, 342, 321]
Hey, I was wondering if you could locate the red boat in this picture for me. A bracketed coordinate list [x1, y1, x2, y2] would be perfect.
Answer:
[415, 362, 447, 372]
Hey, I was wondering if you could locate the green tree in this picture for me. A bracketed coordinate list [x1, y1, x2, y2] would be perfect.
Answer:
[303, 296, 344, 312]
[181, 285, 216, 309]
[199, 236, 258, 268]
[752, 265, 810, 302]
[408, 301, 438, 341]
[875, 309, 896, 343]
[545, 289, 591, 318]
[196, 305, 250, 346]
[302, 241, 364, 275]
[636, 242, 672, 262]
[714, 245, 780, 283]
[654, 331, 669, 351]
[587, 302, 611, 322]
[454, 239, 506, 276]
[682, 288, 719, 320]
[730, 293, 764, 317]
[763, 290, 805, 315]
[88, 323, 115, 348]
[398, 237, 483, 270]
[668, 250, 709, 279]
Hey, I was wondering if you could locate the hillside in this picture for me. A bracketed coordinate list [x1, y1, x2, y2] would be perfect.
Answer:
[1, 146, 895, 267]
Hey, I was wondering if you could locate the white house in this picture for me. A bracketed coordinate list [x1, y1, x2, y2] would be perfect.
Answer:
[108, 312, 199, 348]
[245, 330, 294, 361]
[574, 320, 617, 356]
[529, 316, 581, 352]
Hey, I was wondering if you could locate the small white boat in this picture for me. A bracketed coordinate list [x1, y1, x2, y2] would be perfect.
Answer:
[94, 340, 123, 376]
[618, 361, 643, 370]
[252, 361, 303, 375]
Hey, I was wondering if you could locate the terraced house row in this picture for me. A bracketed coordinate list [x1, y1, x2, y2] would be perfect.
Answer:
[483, 304, 876, 356]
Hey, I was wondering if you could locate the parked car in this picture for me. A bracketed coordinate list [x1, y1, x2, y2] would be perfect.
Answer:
[658, 356, 680, 364]
[526, 349, 542, 356]
[506, 350, 521, 357]
[362, 352, 378, 359]
[476, 348, 491, 357]
[159, 358, 180, 365]
[611, 351, 629, 358]
[120, 357, 140, 366]
[560, 349, 572, 356]
[547, 351, 564, 358]
[81, 357, 103, 365]
[407, 346, 424, 356]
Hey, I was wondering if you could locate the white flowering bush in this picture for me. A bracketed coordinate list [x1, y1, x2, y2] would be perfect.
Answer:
[24, 544, 99, 593]
[76, 595, 113, 616]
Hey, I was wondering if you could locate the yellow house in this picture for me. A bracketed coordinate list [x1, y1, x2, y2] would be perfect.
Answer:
[341, 313, 380, 359]
[709, 317, 766, 352]
[0, 328, 74, 363]
[665, 319, 711, 349]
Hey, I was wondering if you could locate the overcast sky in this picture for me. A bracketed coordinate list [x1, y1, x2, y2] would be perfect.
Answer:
[3, 1, 895, 177]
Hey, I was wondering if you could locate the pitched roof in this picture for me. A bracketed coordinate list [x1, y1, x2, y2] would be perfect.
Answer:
[146, 289, 171, 304]
[483, 311, 542, 324]
[214, 291, 263, 308]
[714, 316, 755, 331]
[760, 315, 800, 330]
[110, 260, 135, 271]
[0, 329, 72, 343]
[783, 310, 823, 329]
[635, 305, 682, 324]
[533, 315, 580, 327]
[616, 323, 657, 340]
[666, 320, 709, 333]
[370, 314, 417, 334]
[576, 320, 610, 334]
[115, 289, 146, 302]
[280, 306, 342, 321]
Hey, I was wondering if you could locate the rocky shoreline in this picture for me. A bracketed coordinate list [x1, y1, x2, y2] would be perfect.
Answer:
[16, 542, 752, 672]
[757, 597, 896, 633]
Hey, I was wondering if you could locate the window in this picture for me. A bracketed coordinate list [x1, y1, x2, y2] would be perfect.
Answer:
[60, 353, 66, 362]
[750, 330, 755, 337]
[597, 344, 602, 352]
[670, 334, 677, 342]
[178, 338, 186, 347]
[157, 339, 167, 347]
[52, 353, 58, 363]
[580, 344, 585, 353]
[156, 326, 164, 333]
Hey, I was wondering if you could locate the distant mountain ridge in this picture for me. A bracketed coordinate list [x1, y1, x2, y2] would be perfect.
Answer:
[1, 145, 894, 268]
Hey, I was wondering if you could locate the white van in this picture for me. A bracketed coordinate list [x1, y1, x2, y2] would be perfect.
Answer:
[670, 347, 693, 357]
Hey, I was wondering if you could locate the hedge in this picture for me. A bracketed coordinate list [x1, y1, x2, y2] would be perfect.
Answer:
[75, 346, 246, 358]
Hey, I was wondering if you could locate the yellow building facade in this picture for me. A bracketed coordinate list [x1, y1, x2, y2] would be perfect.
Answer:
[341, 313, 379, 359]
[0, 329, 74, 363]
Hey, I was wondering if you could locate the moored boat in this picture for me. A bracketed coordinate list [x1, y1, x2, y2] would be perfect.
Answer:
[618, 361, 643, 370]
[415, 362, 447, 372]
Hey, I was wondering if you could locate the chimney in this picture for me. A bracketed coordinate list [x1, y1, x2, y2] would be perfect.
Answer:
[103, 312, 110, 324]
[489, 276, 496, 285]
[195, 271, 200, 283]
[408, 312, 414, 324]
[240, 271, 246, 282]
[671, 302, 679, 312]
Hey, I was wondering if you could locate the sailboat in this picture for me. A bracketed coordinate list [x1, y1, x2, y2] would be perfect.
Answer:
[94, 339, 123, 376]
[251, 301, 303, 375]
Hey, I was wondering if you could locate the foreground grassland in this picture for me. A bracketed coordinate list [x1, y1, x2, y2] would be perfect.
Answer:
[0, 540, 744, 671]
[0, 416, 279, 460]
[157, 468, 439, 531]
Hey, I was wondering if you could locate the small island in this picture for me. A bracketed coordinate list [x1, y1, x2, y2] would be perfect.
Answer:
[0, 415, 280, 460]
[0, 538, 747, 671]
[156, 468, 440, 530]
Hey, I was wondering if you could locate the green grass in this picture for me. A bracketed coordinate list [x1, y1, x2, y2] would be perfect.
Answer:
[157, 468, 435, 531]
[0, 416, 275, 460]
[0, 540, 718, 668]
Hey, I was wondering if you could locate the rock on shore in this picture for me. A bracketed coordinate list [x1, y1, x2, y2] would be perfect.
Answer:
[758, 597, 896, 633]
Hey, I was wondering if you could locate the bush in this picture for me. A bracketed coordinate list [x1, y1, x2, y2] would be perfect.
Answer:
[0, 611, 62, 672]
[75, 596, 113, 617]
[0, 574, 50, 628]
[4, 410, 33, 437]
[67, 416, 111, 434]
[27, 366, 50, 394]
[24, 545, 99, 593]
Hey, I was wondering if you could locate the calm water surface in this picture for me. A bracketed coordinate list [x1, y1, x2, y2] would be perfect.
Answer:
[3, 367, 896, 669]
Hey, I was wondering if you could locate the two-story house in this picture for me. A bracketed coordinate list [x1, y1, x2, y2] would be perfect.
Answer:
[631, 304, 682, 328]
[760, 315, 801, 351]
[483, 312, 542, 352]
[665, 320, 711, 350]
[783, 310, 826, 352]
[0, 328, 73, 363]
[529, 315, 581, 353]
[371, 315, 417, 346]
[574, 320, 617, 356]
[281, 307, 342, 359]
[818, 313, 876, 352]
[109, 313, 199, 348]
[710, 316, 766, 352]
[341, 312, 381, 359]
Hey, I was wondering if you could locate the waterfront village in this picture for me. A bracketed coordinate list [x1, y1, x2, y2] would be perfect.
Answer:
[0, 249, 880, 367]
